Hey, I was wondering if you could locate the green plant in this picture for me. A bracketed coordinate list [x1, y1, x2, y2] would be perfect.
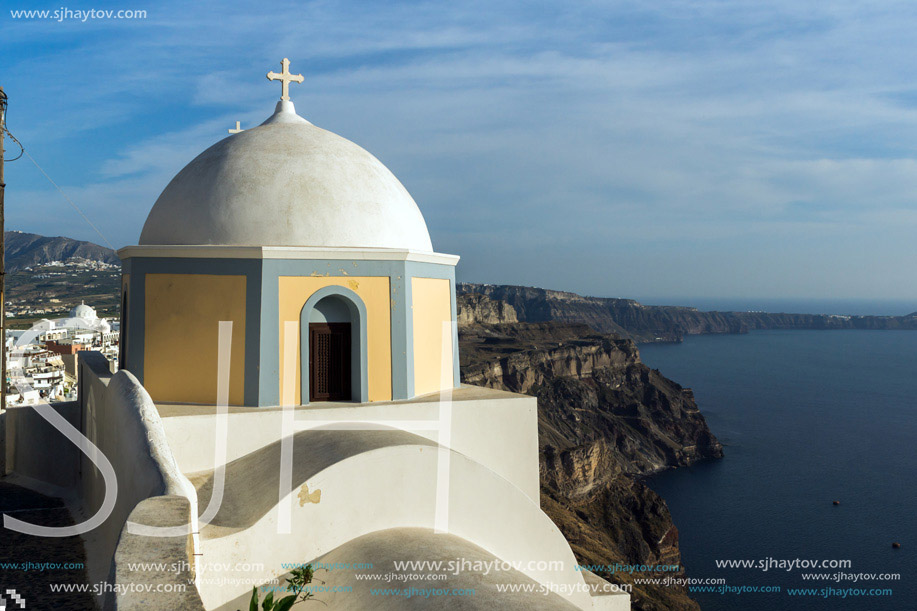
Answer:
[246, 564, 317, 611]
[285, 565, 316, 603]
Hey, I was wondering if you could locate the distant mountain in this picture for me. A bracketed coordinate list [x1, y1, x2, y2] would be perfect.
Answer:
[459, 283, 917, 342]
[3, 231, 119, 271]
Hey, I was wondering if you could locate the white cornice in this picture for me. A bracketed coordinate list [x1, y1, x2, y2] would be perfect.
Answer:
[117, 245, 460, 266]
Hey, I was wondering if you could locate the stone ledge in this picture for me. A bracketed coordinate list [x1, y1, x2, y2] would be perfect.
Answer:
[113, 495, 204, 610]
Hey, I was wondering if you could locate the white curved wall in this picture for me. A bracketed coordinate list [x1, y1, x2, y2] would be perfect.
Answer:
[159, 388, 540, 502]
[198, 441, 591, 610]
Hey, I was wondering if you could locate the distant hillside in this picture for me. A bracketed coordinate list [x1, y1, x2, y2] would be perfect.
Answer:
[459, 283, 917, 342]
[4, 231, 119, 271]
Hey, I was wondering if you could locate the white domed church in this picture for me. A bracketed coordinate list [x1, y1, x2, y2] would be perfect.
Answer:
[6, 60, 628, 611]
[119, 68, 457, 408]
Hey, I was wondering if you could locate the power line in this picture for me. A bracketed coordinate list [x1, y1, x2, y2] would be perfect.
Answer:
[1, 126, 115, 250]
[2, 128, 24, 162]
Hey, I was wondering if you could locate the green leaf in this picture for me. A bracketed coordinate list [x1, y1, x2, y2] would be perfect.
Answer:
[249, 587, 259, 611]
[273, 596, 298, 611]
[262, 591, 274, 610]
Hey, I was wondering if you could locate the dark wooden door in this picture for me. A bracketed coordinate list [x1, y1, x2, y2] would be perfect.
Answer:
[309, 323, 351, 401]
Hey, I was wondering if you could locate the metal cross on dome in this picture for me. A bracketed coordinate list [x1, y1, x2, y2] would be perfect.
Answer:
[266, 58, 304, 101]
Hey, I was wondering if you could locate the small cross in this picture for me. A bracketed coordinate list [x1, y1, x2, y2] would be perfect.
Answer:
[266, 58, 304, 101]
[228, 121, 243, 134]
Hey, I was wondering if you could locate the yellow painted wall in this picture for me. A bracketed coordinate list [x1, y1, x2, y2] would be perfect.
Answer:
[144, 274, 246, 405]
[411, 277, 454, 396]
[278, 276, 392, 404]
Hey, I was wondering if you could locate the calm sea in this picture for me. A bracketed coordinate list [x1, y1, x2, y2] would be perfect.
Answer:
[639, 330, 917, 611]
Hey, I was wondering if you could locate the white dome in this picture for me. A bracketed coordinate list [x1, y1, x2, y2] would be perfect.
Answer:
[70, 303, 97, 320]
[139, 102, 433, 251]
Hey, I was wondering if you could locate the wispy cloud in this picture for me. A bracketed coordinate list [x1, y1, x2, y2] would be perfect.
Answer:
[2, 0, 917, 299]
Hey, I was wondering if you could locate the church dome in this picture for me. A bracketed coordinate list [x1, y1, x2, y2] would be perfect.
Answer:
[139, 101, 434, 251]
[70, 303, 97, 320]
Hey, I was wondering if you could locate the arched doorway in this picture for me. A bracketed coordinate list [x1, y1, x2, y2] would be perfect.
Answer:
[308, 297, 352, 401]
[300, 288, 368, 404]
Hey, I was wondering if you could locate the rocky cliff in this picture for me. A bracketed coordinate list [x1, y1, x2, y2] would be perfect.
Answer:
[459, 283, 917, 342]
[456, 292, 518, 325]
[459, 296, 723, 610]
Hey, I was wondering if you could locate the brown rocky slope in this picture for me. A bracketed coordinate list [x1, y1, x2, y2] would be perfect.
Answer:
[459, 295, 723, 610]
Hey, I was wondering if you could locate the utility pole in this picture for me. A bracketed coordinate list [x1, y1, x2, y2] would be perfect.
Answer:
[1, 85, 7, 419]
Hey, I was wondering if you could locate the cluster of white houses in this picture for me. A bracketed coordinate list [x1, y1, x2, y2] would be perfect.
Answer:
[5, 257, 120, 319]
[3, 302, 118, 405]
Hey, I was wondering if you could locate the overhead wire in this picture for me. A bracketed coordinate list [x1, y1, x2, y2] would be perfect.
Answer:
[1, 116, 115, 250]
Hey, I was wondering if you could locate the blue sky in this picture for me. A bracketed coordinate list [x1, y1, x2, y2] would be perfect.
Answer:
[2, 0, 917, 303]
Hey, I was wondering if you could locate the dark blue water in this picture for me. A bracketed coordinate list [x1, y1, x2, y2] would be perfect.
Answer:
[640, 331, 917, 611]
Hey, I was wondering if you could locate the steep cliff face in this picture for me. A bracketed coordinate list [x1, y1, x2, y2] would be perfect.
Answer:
[459, 311, 722, 611]
[459, 284, 640, 337]
[459, 283, 917, 342]
[539, 480, 694, 611]
[462, 322, 722, 474]
[456, 293, 519, 325]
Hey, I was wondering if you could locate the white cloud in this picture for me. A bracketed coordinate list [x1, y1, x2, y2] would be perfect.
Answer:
[4, 0, 917, 298]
